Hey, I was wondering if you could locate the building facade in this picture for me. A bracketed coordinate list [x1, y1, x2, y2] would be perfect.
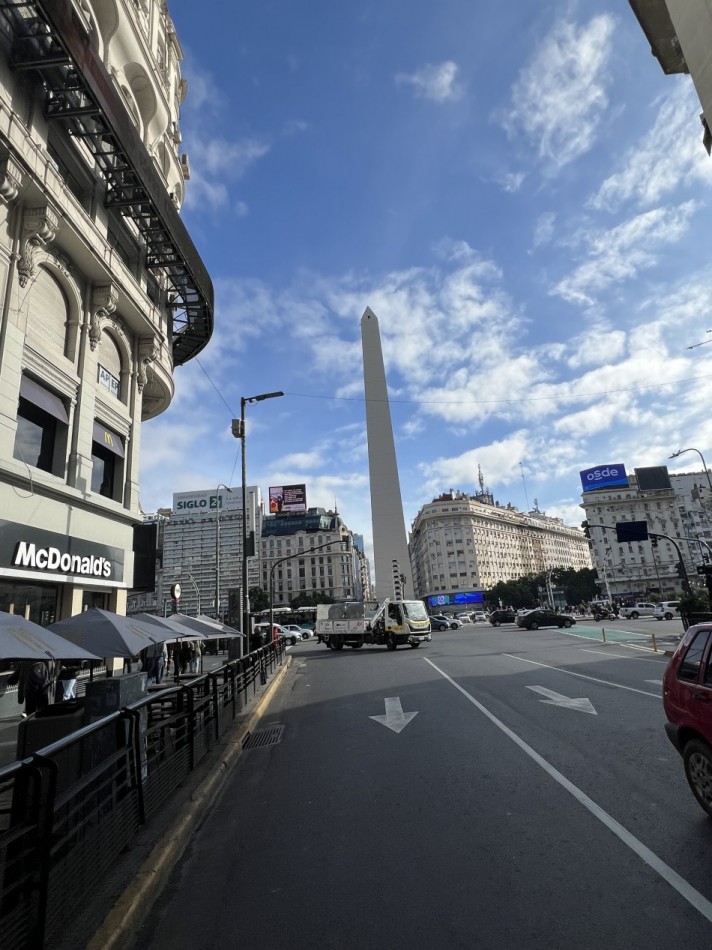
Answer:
[581, 465, 712, 601]
[261, 509, 360, 608]
[127, 485, 261, 625]
[0, 2, 211, 626]
[409, 489, 592, 604]
[630, 0, 712, 153]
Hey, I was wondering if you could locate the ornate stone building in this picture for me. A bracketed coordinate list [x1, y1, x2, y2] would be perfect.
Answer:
[409, 488, 592, 606]
[0, 1, 212, 626]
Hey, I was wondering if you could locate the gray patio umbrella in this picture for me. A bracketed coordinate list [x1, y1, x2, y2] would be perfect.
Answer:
[48, 608, 175, 659]
[170, 614, 243, 639]
[0, 610, 101, 661]
[131, 612, 206, 640]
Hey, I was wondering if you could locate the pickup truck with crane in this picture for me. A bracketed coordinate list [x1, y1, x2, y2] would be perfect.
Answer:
[316, 598, 431, 651]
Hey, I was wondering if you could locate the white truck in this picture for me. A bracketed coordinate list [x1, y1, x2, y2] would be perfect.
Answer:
[316, 599, 432, 651]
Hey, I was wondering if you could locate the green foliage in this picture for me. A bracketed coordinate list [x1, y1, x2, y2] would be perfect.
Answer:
[248, 587, 270, 612]
[485, 567, 599, 609]
[677, 589, 710, 615]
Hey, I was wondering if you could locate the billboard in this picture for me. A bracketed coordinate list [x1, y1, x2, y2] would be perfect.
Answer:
[172, 488, 239, 518]
[635, 466, 672, 492]
[425, 591, 485, 609]
[579, 464, 628, 492]
[269, 484, 307, 514]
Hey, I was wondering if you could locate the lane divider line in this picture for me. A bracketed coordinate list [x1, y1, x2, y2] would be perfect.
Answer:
[424, 657, 712, 925]
[501, 653, 660, 698]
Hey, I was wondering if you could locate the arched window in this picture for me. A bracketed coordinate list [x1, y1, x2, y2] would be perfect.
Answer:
[97, 332, 124, 402]
[27, 266, 69, 357]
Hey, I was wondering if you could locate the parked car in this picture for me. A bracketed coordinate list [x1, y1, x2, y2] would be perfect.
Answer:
[619, 602, 657, 619]
[454, 612, 473, 623]
[515, 608, 575, 630]
[663, 622, 712, 817]
[489, 609, 516, 626]
[254, 622, 295, 645]
[654, 601, 680, 621]
[472, 611, 488, 623]
[283, 624, 311, 639]
[429, 614, 462, 630]
[429, 615, 450, 631]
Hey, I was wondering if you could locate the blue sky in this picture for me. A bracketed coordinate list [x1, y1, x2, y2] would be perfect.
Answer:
[140, 1, 712, 569]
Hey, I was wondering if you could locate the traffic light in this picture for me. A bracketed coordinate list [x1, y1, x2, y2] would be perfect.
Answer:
[651, 536, 658, 548]
[675, 561, 685, 578]
[581, 521, 591, 540]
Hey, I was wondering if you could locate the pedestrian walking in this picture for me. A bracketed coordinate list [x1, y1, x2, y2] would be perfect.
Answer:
[9, 660, 53, 715]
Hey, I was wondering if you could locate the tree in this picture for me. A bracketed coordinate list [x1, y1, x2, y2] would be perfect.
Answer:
[248, 587, 270, 613]
[485, 567, 599, 609]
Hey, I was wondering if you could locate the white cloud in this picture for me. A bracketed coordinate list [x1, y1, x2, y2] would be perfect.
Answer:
[551, 202, 697, 307]
[501, 14, 615, 172]
[396, 61, 463, 102]
[590, 82, 712, 211]
[532, 212, 556, 249]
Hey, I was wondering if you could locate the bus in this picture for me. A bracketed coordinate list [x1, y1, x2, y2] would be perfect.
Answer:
[252, 605, 318, 631]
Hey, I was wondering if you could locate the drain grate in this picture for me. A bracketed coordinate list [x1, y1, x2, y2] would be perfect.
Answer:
[242, 725, 285, 750]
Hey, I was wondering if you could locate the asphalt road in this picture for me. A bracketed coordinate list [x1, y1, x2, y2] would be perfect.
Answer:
[129, 620, 712, 950]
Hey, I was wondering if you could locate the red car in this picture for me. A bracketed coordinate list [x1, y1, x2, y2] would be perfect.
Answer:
[663, 622, 712, 817]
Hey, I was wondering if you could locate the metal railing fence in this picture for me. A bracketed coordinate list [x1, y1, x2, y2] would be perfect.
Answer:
[0, 639, 286, 949]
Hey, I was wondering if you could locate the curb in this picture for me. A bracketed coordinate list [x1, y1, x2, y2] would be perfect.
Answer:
[87, 655, 293, 950]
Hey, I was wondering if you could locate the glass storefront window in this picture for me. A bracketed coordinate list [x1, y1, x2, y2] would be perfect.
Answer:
[0, 580, 59, 672]
[82, 590, 109, 611]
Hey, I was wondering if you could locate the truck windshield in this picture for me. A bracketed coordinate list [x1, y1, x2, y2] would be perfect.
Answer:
[403, 602, 428, 621]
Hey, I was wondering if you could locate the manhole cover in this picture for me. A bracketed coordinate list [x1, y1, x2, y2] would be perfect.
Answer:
[242, 725, 285, 750]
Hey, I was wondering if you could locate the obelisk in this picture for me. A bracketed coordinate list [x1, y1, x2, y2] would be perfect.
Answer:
[361, 306, 413, 600]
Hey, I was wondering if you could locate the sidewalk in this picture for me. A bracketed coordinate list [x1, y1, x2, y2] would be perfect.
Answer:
[66, 651, 294, 950]
[0, 648, 241, 770]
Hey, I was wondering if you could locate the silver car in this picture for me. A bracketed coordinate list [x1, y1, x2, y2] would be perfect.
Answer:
[619, 602, 657, 619]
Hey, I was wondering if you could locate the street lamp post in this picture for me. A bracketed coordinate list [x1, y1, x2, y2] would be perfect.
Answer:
[187, 572, 201, 615]
[236, 391, 284, 653]
[215, 483, 232, 623]
[269, 539, 349, 637]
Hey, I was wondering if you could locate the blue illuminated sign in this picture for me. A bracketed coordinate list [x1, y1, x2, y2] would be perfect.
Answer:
[579, 464, 628, 492]
[426, 591, 484, 608]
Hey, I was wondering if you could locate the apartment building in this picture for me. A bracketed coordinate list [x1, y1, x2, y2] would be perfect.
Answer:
[581, 465, 712, 600]
[409, 489, 592, 605]
[261, 509, 360, 608]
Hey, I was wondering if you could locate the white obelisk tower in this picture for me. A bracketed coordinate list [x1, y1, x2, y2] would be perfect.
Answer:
[361, 306, 413, 600]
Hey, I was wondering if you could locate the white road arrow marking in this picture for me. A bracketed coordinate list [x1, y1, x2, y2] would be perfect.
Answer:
[526, 685, 597, 715]
[369, 696, 418, 733]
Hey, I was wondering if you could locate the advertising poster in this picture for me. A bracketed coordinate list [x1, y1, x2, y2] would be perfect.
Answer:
[269, 484, 307, 513]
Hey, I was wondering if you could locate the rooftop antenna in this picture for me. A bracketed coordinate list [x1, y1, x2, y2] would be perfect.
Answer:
[520, 461, 530, 510]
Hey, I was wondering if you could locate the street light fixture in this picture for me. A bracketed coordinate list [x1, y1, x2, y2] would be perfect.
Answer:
[236, 391, 284, 652]
[215, 483, 232, 623]
[669, 447, 712, 496]
[187, 572, 201, 615]
[268, 538, 349, 638]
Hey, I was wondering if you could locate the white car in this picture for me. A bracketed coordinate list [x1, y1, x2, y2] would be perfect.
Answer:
[472, 611, 487, 622]
[653, 601, 680, 620]
[283, 624, 311, 640]
[619, 602, 657, 619]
